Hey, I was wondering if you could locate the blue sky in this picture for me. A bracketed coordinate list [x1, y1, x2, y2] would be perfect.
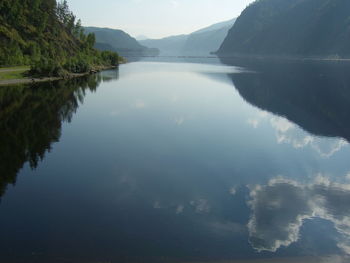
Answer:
[67, 0, 255, 39]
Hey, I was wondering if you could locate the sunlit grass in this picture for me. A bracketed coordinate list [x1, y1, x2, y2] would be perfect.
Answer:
[0, 66, 30, 81]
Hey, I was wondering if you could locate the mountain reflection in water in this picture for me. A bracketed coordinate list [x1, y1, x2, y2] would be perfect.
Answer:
[0, 59, 350, 262]
[219, 58, 350, 257]
[220, 58, 350, 142]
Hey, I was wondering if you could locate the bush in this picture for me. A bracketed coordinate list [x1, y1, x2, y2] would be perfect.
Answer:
[30, 57, 66, 77]
[64, 56, 91, 73]
[100, 51, 119, 66]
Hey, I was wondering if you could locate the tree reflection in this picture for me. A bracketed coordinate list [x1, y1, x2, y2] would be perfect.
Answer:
[0, 70, 118, 198]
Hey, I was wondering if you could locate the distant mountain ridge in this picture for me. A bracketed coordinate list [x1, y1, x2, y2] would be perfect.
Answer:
[139, 35, 187, 56]
[139, 18, 236, 55]
[84, 27, 159, 56]
[218, 0, 350, 58]
[183, 19, 236, 55]
[192, 18, 236, 35]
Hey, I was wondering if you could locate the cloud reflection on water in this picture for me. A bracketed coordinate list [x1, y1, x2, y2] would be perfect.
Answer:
[248, 176, 350, 255]
[246, 112, 348, 158]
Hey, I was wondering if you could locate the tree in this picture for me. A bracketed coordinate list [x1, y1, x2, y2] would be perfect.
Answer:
[86, 33, 96, 49]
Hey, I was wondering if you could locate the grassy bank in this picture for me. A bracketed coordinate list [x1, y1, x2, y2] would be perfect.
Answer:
[0, 66, 30, 81]
[0, 64, 119, 87]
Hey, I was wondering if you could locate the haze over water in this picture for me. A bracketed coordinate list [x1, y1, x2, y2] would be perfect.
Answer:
[1, 58, 350, 262]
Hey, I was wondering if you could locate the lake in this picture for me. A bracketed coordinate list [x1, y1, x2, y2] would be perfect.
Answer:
[1, 57, 350, 263]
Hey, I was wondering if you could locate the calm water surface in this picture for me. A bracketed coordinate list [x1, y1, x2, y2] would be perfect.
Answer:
[1, 58, 350, 262]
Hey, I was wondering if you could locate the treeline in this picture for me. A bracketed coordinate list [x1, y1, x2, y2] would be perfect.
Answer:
[0, 0, 119, 76]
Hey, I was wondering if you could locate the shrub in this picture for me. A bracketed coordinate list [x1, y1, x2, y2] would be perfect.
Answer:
[30, 57, 66, 77]
[64, 56, 91, 73]
[100, 51, 119, 66]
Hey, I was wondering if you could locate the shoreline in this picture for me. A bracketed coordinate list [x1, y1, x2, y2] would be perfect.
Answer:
[214, 54, 350, 62]
[0, 65, 118, 87]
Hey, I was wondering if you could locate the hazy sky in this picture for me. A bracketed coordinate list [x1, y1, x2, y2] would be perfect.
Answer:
[67, 0, 255, 39]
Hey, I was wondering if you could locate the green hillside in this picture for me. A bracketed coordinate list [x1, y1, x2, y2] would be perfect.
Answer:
[218, 0, 350, 58]
[0, 0, 119, 77]
[85, 27, 159, 56]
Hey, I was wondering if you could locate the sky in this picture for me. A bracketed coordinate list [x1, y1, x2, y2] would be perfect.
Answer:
[67, 0, 255, 39]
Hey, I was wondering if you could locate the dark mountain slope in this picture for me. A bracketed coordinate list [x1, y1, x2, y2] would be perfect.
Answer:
[218, 0, 350, 58]
[84, 27, 159, 56]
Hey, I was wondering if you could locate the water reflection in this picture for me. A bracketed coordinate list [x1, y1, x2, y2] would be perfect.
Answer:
[247, 113, 348, 157]
[220, 58, 350, 142]
[215, 58, 350, 257]
[1, 59, 350, 261]
[248, 176, 350, 255]
[0, 71, 118, 199]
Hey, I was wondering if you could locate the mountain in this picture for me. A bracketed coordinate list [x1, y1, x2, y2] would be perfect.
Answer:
[84, 27, 159, 56]
[218, 0, 350, 58]
[191, 18, 236, 35]
[0, 0, 79, 66]
[183, 19, 236, 55]
[139, 35, 188, 56]
[0, 0, 119, 75]
[139, 18, 236, 56]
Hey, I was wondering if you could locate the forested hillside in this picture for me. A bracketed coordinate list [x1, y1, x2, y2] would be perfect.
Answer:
[218, 0, 350, 58]
[84, 27, 159, 56]
[0, 0, 119, 76]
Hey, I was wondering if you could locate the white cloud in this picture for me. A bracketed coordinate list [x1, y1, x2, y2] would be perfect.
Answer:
[258, 111, 269, 118]
[270, 117, 295, 133]
[248, 179, 311, 252]
[247, 176, 350, 254]
[247, 118, 260, 129]
[311, 138, 348, 158]
[268, 116, 348, 157]
[190, 199, 210, 214]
